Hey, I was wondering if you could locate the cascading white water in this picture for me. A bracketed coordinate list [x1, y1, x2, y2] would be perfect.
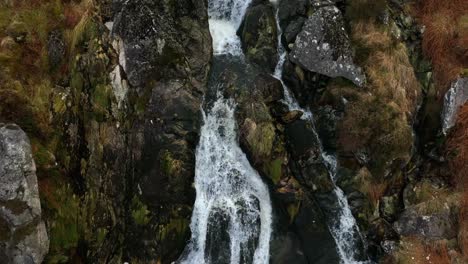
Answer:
[272, 9, 312, 120]
[178, 0, 272, 263]
[272, 5, 370, 264]
[208, 0, 252, 55]
[322, 153, 371, 264]
[179, 95, 272, 264]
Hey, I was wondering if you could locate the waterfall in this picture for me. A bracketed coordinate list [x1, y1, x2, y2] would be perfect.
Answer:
[178, 0, 272, 263]
[272, 5, 371, 264]
[208, 0, 252, 56]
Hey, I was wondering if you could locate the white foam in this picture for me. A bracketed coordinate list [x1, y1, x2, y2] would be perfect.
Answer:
[209, 19, 243, 56]
[179, 95, 272, 264]
[207, 0, 252, 55]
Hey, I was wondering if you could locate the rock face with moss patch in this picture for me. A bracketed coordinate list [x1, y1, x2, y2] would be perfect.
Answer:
[238, 0, 278, 71]
[112, 0, 212, 261]
[0, 124, 49, 264]
[290, 5, 366, 86]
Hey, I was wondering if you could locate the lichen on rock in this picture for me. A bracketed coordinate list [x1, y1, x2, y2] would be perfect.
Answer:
[0, 124, 49, 264]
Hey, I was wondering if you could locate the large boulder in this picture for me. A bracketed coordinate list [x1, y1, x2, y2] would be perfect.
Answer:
[441, 77, 468, 134]
[394, 202, 458, 240]
[0, 124, 49, 263]
[239, 0, 278, 71]
[290, 6, 366, 86]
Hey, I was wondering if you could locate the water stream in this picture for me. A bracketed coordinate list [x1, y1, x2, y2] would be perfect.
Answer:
[179, 0, 370, 263]
[272, 5, 370, 264]
[178, 0, 272, 263]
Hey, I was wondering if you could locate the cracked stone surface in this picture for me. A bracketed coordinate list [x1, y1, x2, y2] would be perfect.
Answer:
[0, 123, 49, 264]
[290, 5, 366, 86]
[441, 77, 468, 134]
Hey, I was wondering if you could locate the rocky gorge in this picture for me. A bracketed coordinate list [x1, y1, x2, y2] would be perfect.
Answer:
[0, 0, 467, 263]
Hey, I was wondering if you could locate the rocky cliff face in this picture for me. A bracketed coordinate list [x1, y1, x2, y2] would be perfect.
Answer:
[0, 0, 467, 263]
[0, 124, 49, 264]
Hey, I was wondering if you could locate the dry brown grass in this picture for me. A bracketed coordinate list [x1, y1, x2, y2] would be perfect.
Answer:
[415, 0, 468, 94]
[424, 241, 451, 264]
[446, 104, 468, 260]
[337, 16, 421, 176]
[396, 237, 451, 264]
[459, 191, 468, 260]
[355, 167, 388, 207]
[396, 237, 426, 264]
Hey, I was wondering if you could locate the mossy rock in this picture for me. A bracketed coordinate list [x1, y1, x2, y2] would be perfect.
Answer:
[131, 196, 151, 226]
[264, 158, 283, 184]
[243, 120, 276, 161]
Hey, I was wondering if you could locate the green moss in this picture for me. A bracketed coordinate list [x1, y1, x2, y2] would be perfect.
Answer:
[265, 158, 282, 184]
[461, 68, 468, 77]
[161, 150, 183, 176]
[48, 185, 81, 255]
[91, 84, 112, 120]
[131, 196, 150, 226]
[30, 138, 54, 170]
[52, 92, 67, 115]
[286, 202, 301, 224]
[0, 9, 12, 32]
[246, 122, 276, 159]
[158, 217, 189, 242]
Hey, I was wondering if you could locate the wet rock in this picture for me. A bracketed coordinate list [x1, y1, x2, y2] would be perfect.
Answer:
[292, 197, 340, 264]
[281, 58, 327, 106]
[47, 29, 65, 70]
[315, 105, 341, 151]
[290, 6, 366, 86]
[281, 110, 303, 123]
[270, 232, 307, 264]
[254, 73, 284, 103]
[277, 0, 309, 45]
[239, 0, 278, 71]
[112, 0, 212, 261]
[0, 124, 49, 264]
[441, 77, 468, 134]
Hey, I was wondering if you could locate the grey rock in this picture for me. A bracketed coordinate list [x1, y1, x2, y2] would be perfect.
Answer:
[292, 197, 340, 264]
[0, 124, 49, 264]
[379, 195, 400, 221]
[394, 206, 457, 240]
[290, 6, 366, 86]
[441, 77, 468, 134]
[270, 232, 308, 264]
[113, 0, 211, 88]
[381, 240, 398, 254]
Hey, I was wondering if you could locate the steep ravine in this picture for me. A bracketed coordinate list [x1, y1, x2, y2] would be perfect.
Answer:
[0, 0, 467, 263]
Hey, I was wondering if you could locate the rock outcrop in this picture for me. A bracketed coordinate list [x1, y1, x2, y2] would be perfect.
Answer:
[0, 124, 49, 264]
[441, 77, 468, 134]
[290, 6, 366, 86]
[112, 0, 212, 261]
[239, 0, 278, 71]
